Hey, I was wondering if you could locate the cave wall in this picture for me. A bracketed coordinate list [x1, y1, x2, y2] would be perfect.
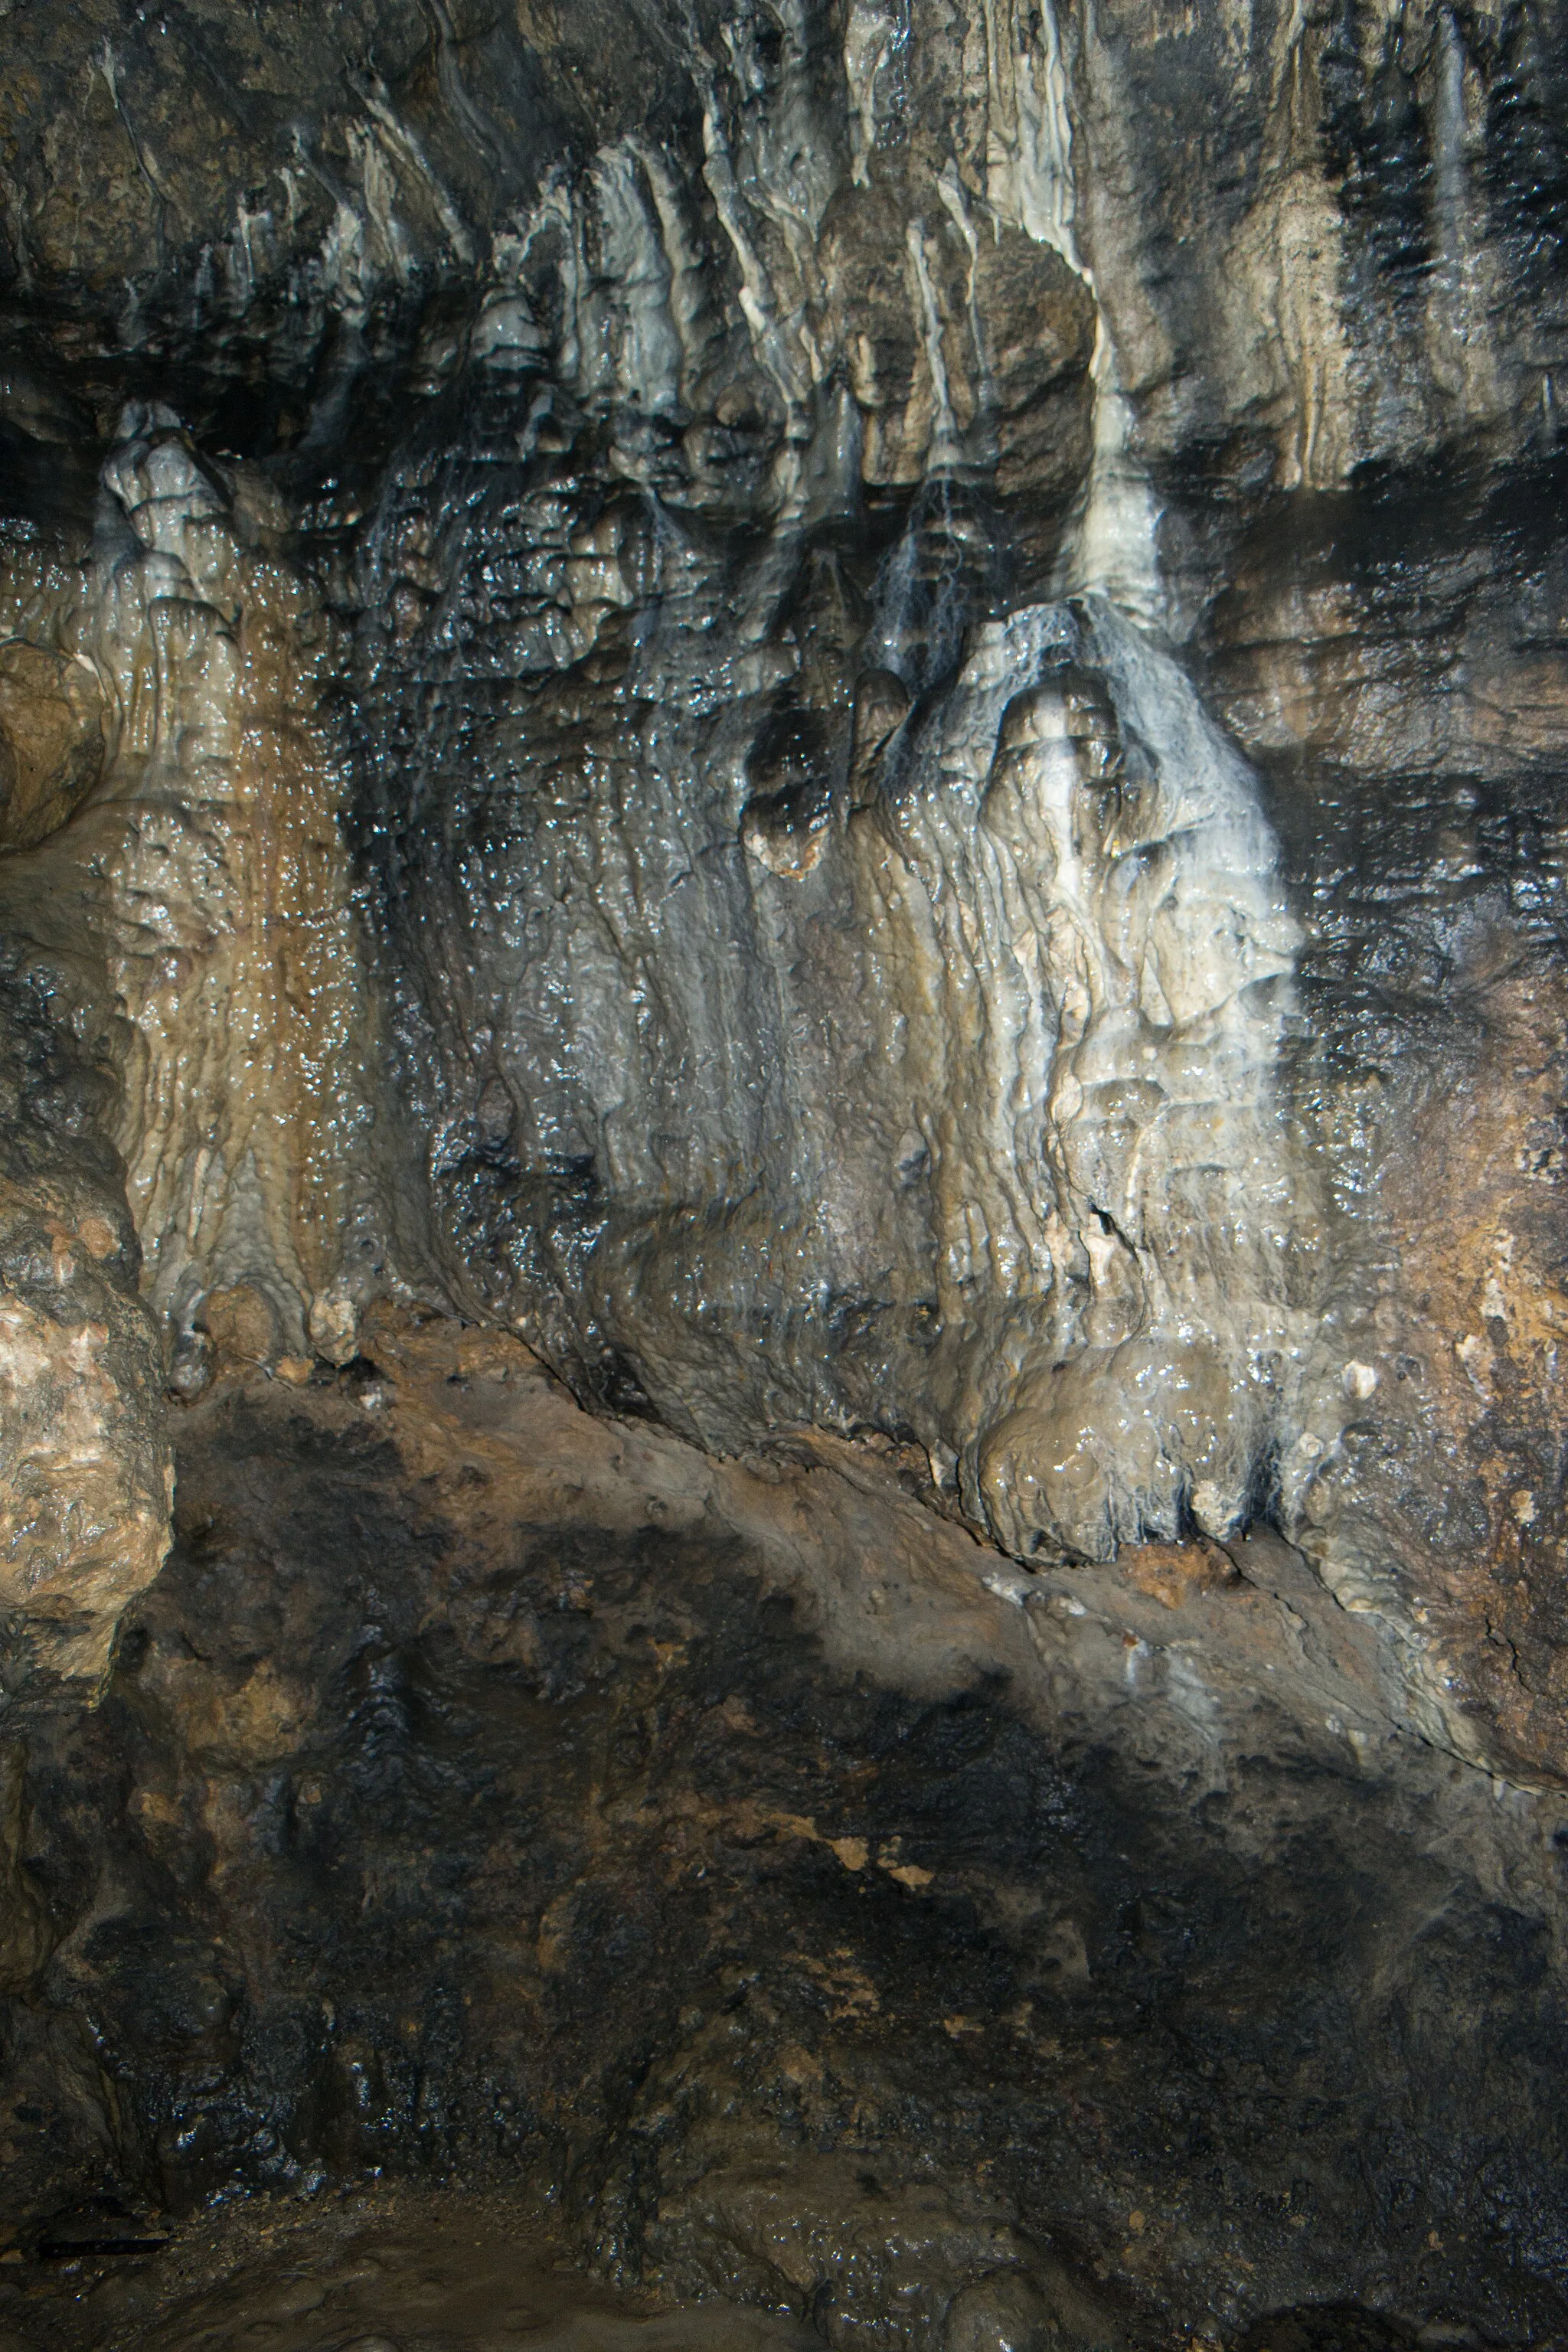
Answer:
[6, 1320, 1566, 2341]
[0, 0, 1565, 1785]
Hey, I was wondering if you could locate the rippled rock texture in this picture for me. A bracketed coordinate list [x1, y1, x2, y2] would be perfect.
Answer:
[0, 0, 1564, 1775]
[1, 1, 1568, 2334]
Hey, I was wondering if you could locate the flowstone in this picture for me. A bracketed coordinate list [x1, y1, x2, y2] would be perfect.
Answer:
[0, 3, 1566, 2342]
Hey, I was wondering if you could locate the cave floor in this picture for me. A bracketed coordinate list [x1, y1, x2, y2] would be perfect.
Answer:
[2, 1312, 1566, 2350]
[0, 2180, 815, 2352]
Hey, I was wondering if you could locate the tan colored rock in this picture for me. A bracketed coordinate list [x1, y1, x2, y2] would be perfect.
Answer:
[0, 0, 1566, 1805]
[4, 415, 390, 1364]
[0, 1189, 171, 1684]
[199, 1283, 278, 1371]
[0, 642, 103, 852]
[1119, 1538, 1239, 1612]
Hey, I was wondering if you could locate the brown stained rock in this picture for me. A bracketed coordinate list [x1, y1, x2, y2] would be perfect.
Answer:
[978, 224, 1096, 533]
[0, 1287, 169, 1679]
[646, 2154, 1121, 2350]
[848, 670, 912, 803]
[0, 1179, 170, 1684]
[0, 939, 172, 1687]
[0, 1741, 52, 1993]
[818, 187, 1093, 503]
[1200, 485, 1568, 1785]
[0, 420, 388, 1372]
[819, 184, 930, 487]
[11, 2192, 816, 2352]
[0, 646, 104, 853]
[0, 11, 1563, 2344]
[1302, 962, 1568, 1785]
[1118, 1538, 1239, 1612]
[198, 1285, 278, 1373]
[0, 1325, 1557, 2341]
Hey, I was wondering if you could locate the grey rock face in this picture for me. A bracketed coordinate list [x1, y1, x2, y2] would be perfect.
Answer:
[364, 567, 1318, 1565]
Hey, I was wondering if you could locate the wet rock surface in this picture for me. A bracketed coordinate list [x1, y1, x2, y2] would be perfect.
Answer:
[0, 0, 1564, 1774]
[0, 2184, 817, 2352]
[0, 1328, 1566, 2347]
[0, 952, 169, 1686]
[0, 2, 1567, 2342]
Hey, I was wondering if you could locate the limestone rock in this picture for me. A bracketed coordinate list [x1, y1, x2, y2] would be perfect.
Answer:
[0, 646, 104, 854]
[0, 963, 170, 1683]
[0, 0, 1565, 1782]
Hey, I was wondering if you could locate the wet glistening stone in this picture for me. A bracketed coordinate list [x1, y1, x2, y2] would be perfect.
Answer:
[0, 4, 1566, 2347]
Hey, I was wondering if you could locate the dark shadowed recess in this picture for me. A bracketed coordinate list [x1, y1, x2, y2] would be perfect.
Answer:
[2, 1380, 1566, 2346]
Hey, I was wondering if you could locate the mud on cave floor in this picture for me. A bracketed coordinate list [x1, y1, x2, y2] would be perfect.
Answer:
[1, 1312, 1566, 2351]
